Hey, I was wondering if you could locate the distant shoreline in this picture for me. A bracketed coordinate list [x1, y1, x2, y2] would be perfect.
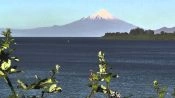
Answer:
[102, 34, 175, 40]
[103, 28, 175, 40]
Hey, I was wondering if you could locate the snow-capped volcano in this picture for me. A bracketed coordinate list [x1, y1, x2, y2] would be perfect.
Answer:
[88, 9, 115, 20]
[2, 9, 137, 37]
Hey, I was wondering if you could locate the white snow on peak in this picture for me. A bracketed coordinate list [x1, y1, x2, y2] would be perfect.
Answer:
[89, 9, 115, 20]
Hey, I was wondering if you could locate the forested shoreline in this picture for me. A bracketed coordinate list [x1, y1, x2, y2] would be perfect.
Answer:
[103, 28, 175, 40]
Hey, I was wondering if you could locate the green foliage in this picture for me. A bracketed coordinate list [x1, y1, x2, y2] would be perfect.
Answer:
[0, 29, 62, 98]
[0, 29, 21, 98]
[0, 29, 20, 75]
[17, 65, 62, 98]
[87, 51, 120, 98]
[130, 28, 145, 35]
[153, 80, 167, 98]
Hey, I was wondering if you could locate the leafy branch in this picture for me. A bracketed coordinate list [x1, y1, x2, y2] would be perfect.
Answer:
[17, 65, 62, 98]
[0, 29, 62, 98]
[87, 51, 120, 98]
[0, 29, 21, 98]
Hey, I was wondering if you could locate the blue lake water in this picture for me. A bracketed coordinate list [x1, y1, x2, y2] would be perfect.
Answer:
[1, 37, 175, 98]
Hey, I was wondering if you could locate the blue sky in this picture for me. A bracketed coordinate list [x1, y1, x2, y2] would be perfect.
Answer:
[0, 0, 175, 29]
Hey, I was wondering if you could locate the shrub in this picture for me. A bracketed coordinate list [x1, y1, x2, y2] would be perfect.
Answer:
[0, 29, 62, 98]
[0, 29, 21, 98]
[87, 51, 120, 98]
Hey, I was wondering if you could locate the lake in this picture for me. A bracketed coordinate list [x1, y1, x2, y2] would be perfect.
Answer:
[1, 37, 175, 98]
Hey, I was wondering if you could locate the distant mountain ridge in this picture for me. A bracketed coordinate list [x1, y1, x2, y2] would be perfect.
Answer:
[1, 9, 137, 37]
[155, 27, 175, 33]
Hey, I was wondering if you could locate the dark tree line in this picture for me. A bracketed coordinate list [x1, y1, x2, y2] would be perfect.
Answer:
[104, 28, 155, 36]
[130, 28, 154, 35]
[103, 28, 175, 40]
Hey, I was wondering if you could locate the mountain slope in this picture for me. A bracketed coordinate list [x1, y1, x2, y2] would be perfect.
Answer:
[155, 27, 175, 33]
[60, 9, 136, 37]
[1, 9, 137, 37]
[60, 17, 136, 37]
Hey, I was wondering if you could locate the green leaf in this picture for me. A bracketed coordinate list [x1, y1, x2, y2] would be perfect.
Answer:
[158, 86, 167, 98]
[5, 66, 21, 74]
[153, 80, 159, 90]
[92, 83, 98, 92]
[49, 84, 57, 92]
[9, 68, 21, 74]
[40, 78, 55, 86]
[44, 84, 62, 93]
[55, 86, 62, 92]
[55, 64, 60, 72]
[104, 73, 112, 83]
[1, 59, 11, 70]
[99, 64, 106, 73]
[91, 73, 99, 81]
[34, 75, 38, 79]
[0, 70, 5, 77]
[17, 80, 28, 90]
[98, 51, 104, 58]
[100, 85, 107, 94]
[11, 57, 20, 62]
